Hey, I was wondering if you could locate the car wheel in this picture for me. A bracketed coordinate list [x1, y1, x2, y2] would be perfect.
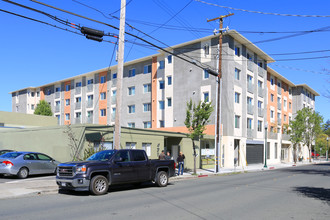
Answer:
[18, 167, 29, 179]
[156, 171, 168, 187]
[90, 175, 109, 195]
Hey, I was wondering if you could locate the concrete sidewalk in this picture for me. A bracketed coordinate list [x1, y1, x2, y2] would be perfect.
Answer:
[0, 160, 328, 199]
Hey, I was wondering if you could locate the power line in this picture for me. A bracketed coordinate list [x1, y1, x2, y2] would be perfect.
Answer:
[269, 63, 330, 75]
[194, 0, 330, 18]
[269, 49, 330, 56]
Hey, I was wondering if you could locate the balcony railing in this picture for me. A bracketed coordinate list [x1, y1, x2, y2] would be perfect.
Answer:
[277, 88, 282, 95]
[87, 117, 93, 124]
[111, 114, 116, 121]
[87, 100, 93, 108]
[258, 88, 264, 98]
[247, 105, 253, 115]
[55, 92, 60, 99]
[258, 108, 263, 117]
[111, 96, 116, 104]
[278, 102, 282, 110]
[258, 66, 265, 77]
[247, 83, 253, 93]
[75, 87, 81, 95]
[268, 132, 278, 139]
[55, 105, 60, 113]
[278, 119, 282, 125]
[247, 128, 253, 139]
[247, 60, 254, 72]
[75, 118, 81, 124]
[75, 102, 81, 110]
[87, 84, 93, 92]
[282, 133, 290, 141]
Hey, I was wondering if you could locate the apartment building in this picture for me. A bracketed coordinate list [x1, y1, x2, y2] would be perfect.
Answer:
[10, 30, 318, 168]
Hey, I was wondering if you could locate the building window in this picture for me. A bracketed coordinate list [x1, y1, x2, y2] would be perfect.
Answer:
[235, 46, 240, 56]
[270, 78, 274, 86]
[143, 121, 151, 128]
[235, 68, 240, 80]
[168, 55, 172, 64]
[100, 109, 106, 116]
[258, 120, 262, 132]
[87, 79, 93, 84]
[284, 114, 287, 122]
[31, 104, 35, 110]
[159, 80, 165, 89]
[144, 65, 152, 74]
[204, 44, 210, 56]
[126, 142, 136, 149]
[284, 100, 287, 108]
[204, 92, 209, 102]
[75, 97, 81, 103]
[271, 94, 274, 102]
[47, 89, 51, 96]
[258, 61, 263, 68]
[128, 86, 135, 96]
[289, 102, 292, 109]
[247, 118, 252, 129]
[87, 95, 93, 101]
[258, 101, 262, 109]
[235, 115, 240, 128]
[55, 87, 61, 92]
[100, 76, 106, 83]
[143, 84, 151, 93]
[37, 91, 40, 97]
[204, 69, 209, 79]
[142, 143, 151, 156]
[270, 110, 274, 119]
[128, 69, 136, 77]
[267, 143, 270, 159]
[159, 101, 165, 110]
[247, 53, 253, 61]
[258, 80, 263, 88]
[65, 113, 70, 121]
[66, 85, 71, 91]
[100, 92, 106, 100]
[31, 92, 35, 97]
[76, 82, 82, 87]
[277, 97, 281, 105]
[167, 76, 172, 85]
[15, 106, 19, 112]
[159, 60, 165, 69]
[65, 99, 70, 106]
[275, 143, 278, 159]
[128, 122, 135, 128]
[112, 73, 117, 79]
[128, 105, 135, 114]
[167, 97, 172, 107]
[159, 120, 165, 128]
[75, 112, 81, 119]
[235, 92, 240, 104]
[143, 103, 151, 112]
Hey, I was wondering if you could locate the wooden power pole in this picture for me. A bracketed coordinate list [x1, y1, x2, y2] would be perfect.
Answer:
[114, 0, 127, 149]
[207, 13, 234, 172]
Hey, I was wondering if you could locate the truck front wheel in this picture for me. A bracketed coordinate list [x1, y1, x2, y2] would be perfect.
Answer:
[156, 171, 168, 187]
[90, 175, 109, 195]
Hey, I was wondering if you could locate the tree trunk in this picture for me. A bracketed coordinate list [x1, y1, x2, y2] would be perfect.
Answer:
[192, 139, 197, 175]
[293, 144, 297, 163]
[309, 144, 312, 163]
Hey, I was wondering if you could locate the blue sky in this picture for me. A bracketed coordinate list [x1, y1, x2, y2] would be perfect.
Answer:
[0, 0, 329, 121]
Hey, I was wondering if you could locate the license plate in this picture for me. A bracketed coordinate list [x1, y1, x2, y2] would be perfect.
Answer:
[61, 182, 66, 187]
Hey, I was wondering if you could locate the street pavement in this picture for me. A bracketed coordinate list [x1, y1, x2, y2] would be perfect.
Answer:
[0, 160, 328, 200]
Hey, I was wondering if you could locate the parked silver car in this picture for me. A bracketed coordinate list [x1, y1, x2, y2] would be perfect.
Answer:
[0, 151, 60, 178]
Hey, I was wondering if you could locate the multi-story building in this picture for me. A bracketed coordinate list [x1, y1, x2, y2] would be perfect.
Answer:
[10, 30, 318, 168]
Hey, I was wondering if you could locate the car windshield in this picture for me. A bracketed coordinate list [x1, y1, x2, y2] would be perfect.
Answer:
[87, 150, 115, 161]
[0, 152, 22, 159]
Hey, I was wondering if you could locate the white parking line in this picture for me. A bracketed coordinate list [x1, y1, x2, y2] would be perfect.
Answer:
[5, 176, 55, 184]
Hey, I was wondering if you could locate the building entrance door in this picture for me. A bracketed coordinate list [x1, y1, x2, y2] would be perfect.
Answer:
[234, 139, 240, 167]
[171, 145, 179, 163]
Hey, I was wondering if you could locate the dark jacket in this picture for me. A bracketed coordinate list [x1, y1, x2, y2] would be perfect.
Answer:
[177, 154, 185, 163]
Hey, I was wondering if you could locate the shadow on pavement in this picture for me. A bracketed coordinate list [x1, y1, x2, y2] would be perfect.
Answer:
[293, 186, 330, 205]
[278, 163, 330, 177]
[58, 181, 175, 197]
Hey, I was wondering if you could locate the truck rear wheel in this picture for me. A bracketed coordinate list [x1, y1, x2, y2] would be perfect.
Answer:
[90, 175, 109, 195]
[156, 171, 168, 187]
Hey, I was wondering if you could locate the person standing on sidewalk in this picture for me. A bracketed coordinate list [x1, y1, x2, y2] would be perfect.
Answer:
[177, 152, 185, 175]
[165, 151, 173, 160]
[159, 150, 165, 160]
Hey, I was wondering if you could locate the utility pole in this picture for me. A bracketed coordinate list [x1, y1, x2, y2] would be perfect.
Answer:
[114, 0, 126, 149]
[207, 13, 234, 173]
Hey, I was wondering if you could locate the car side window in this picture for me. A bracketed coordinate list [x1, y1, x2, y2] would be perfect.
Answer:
[132, 151, 146, 161]
[37, 154, 52, 161]
[24, 154, 37, 160]
[115, 151, 130, 162]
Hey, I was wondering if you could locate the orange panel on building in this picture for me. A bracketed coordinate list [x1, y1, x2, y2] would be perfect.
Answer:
[151, 56, 158, 128]
[99, 72, 107, 125]
[64, 81, 71, 125]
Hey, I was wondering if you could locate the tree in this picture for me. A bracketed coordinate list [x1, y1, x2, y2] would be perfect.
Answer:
[34, 100, 53, 116]
[315, 133, 328, 156]
[184, 99, 214, 174]
[323, 119, 330, 136]
[290, 107, 323, 163]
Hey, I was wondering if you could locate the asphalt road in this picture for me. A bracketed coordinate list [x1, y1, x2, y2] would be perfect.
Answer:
[0, 174, 55, 183]
[0, 163, 329, 220]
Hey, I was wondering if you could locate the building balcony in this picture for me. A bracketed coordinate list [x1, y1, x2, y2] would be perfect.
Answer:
[75, 102, 81, 110]
[247, 60, 254, 72]
[258, 88, 264, 98]
[282, 133, 290, 141]
[87, 84, 93, 93]
[55, 105, 60, 113]
[111, 96, 116, 104]
[247, 128, 253, 139]
[278, 102, 282, 110]
[247, 105, 253, 115]
[258, 108, 263, 117]
[247, 83, 253, 93]
[87, 100, 93, 108]
[268, 132, 278, 139]
[111, 114, 116, 121]
[75, 118, 81, 124]
[258, 66, 265, 77]
[87, 117, 93, 124]
[55, 92, 60, 99]
[75, 87, 81, 95]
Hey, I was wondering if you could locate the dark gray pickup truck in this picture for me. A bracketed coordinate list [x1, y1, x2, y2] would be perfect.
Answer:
[56, 149, 175, 195]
